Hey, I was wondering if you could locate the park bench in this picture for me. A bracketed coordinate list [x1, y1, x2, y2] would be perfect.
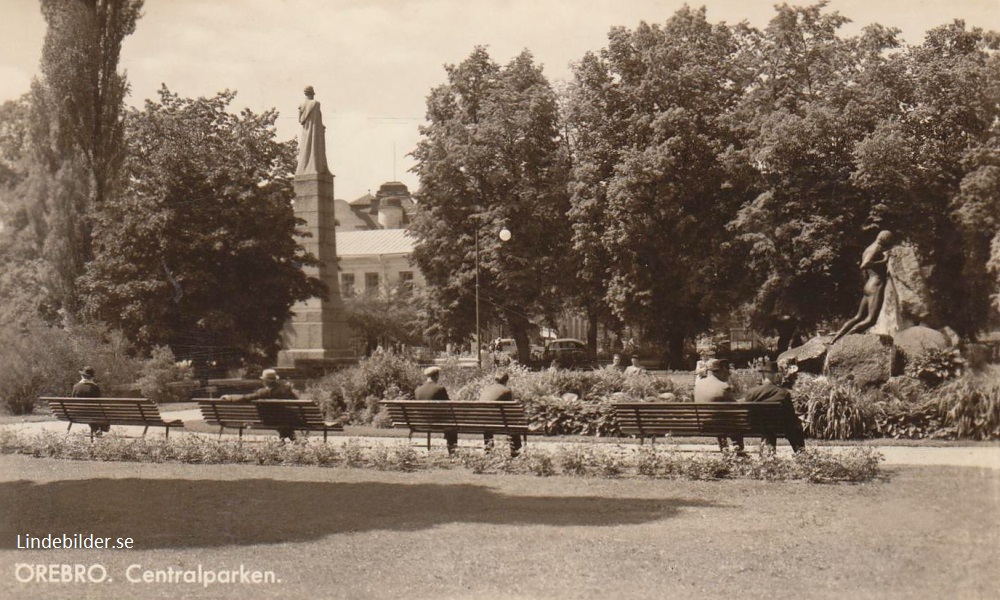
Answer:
[612, 401, 790, 446]
[196, 399, 344, 441]
[41, 396, 185, 440]
[381, 400, 535, 449]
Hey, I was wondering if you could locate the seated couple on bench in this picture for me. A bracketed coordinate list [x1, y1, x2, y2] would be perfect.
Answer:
[415, 367, 523, 455]
[694, 358, 806, 453]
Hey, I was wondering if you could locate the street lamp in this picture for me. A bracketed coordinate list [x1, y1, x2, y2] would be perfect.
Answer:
[476, 225, 512, 368]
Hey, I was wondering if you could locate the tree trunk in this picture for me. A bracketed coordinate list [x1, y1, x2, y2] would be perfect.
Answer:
[508, 313, 532, 369]
[586, 308, 599, 359]
[667, 330, 687, 370]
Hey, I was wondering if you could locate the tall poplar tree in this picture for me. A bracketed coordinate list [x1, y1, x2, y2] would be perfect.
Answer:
[19, 0, 143, 317]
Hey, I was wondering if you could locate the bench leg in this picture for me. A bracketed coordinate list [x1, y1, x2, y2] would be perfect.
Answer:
[165, 427, 170, 440]
[217, 427, 224, 440]
[427, 432, 431, 450]
[142, 426, 149, 437]
[67, 422, 73, 433]
[323, 430, 328, 443]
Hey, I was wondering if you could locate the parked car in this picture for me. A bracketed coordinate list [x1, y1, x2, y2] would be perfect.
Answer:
[543, 338, 591, 369]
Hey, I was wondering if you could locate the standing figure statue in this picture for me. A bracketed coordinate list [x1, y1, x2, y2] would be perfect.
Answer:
[831, 230, 895, 344]
[296, 85, 329, 175]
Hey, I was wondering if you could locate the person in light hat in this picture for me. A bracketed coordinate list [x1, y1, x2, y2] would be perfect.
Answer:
[743, 360, 806, 452]
[693, 358, 744, 452]
[415, 366, 455, 453]
[221, 368, 298, 440]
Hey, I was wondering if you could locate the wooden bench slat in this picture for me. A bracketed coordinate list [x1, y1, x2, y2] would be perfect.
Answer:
[612, 402, 792, 441]
[382, 401, 533, 444]
[194, 399, 343, 438]
[40, 397, 185, 437]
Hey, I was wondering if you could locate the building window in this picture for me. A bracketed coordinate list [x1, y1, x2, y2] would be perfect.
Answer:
[399, 271, 414, 294]
[365, 272, 379, 295]
[341, 273, 355, 297]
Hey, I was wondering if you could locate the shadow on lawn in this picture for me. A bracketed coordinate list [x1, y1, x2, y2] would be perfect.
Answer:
[0, 478, 719, 549]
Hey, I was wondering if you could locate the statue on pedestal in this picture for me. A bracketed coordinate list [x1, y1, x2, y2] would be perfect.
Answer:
[296, 86, 329, 176]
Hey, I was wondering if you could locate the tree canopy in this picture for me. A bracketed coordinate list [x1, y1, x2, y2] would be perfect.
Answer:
[409, 47, 571, 360]
[78, 88, 324, 365]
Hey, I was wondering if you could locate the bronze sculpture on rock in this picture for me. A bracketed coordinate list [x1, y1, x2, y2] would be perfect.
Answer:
[831, 230, 894, 344]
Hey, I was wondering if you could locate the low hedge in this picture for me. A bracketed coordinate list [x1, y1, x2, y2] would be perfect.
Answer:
[0, 429, 883, 483]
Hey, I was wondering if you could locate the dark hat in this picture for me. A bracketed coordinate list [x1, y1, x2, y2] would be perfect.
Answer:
[757, 360, 779, 373]
[79, 366, 96, 378]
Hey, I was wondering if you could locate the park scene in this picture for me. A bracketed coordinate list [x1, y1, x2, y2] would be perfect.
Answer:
[0, 1, 999, 598]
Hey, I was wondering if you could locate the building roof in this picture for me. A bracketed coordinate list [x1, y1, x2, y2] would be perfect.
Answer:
[349, 192, 376, 206]
[337, 229, 415, 257]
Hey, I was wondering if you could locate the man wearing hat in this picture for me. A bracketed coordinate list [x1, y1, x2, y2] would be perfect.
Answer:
[415, 366, 456, 453]
[743, 361, 806, 452]
[479, 371, 523, 456]
[693, 358, 744, 452]
[221, 369, 298, 440]
[72, 366, 108, 435]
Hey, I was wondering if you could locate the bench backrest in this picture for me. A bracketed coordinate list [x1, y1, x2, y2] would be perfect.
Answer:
[41, 397, 170, 425]
[382, 400, 529, 433]
[195, 399, 332, 429]
[613, 402, 787, 436]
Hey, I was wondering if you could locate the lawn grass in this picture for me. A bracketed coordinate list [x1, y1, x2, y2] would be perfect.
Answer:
[0, 455, 996, 599]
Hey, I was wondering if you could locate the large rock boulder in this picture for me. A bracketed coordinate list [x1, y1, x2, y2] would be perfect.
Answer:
[892, 325, 951, 357]
[778, 335, 832, 374]
[824, 333, 894, 388]
[872, 243, 935, 336]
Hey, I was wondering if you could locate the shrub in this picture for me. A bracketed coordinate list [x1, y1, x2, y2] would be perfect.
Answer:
[793, 375, 880, 439]
[305, 354, 423, 422]
[137, 345, 197, 403]
[0, 320, 142, 414]
[925, 374, 1000, 440]
[905, 348, 965, 386]
[0, 431, 883, 482]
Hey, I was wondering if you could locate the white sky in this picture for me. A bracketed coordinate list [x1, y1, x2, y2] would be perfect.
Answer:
[1, 0, 998, 200]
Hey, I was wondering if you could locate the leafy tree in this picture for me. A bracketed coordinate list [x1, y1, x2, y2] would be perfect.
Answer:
[78, 87, 324, 366]
[410, 48, 571, 361]
[343, 282, 425, 356]
[727, 2, 905, 330]
[853, 21, 1000, 334]
[562, 53, 625, 356]
[565, 7, 754, 365]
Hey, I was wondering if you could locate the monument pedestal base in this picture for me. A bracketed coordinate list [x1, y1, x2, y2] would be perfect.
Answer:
[278, 170, 356, 375]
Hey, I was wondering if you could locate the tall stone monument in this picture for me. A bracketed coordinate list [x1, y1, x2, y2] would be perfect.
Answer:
[277, 86, 355, 372]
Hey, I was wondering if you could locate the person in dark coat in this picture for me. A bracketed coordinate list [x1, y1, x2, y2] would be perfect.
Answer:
[415, 366, 456, 453]
[479, 371, 522, 456]
[743, 361, 806, 452]
[72, 366, 108, 435]
[221, 368, 298, 440]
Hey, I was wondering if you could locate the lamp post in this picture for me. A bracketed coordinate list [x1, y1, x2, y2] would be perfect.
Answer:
[476, 225, 512, 368]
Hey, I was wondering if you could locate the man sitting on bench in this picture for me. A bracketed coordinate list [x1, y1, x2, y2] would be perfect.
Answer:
[479, 371, 522, 456]
[743, 360, 806, 453]
[72, 366, 109, 436]
[221, 369, 298, 441]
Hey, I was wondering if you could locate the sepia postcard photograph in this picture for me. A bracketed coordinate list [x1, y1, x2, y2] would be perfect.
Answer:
[1, 1, 998, 598]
